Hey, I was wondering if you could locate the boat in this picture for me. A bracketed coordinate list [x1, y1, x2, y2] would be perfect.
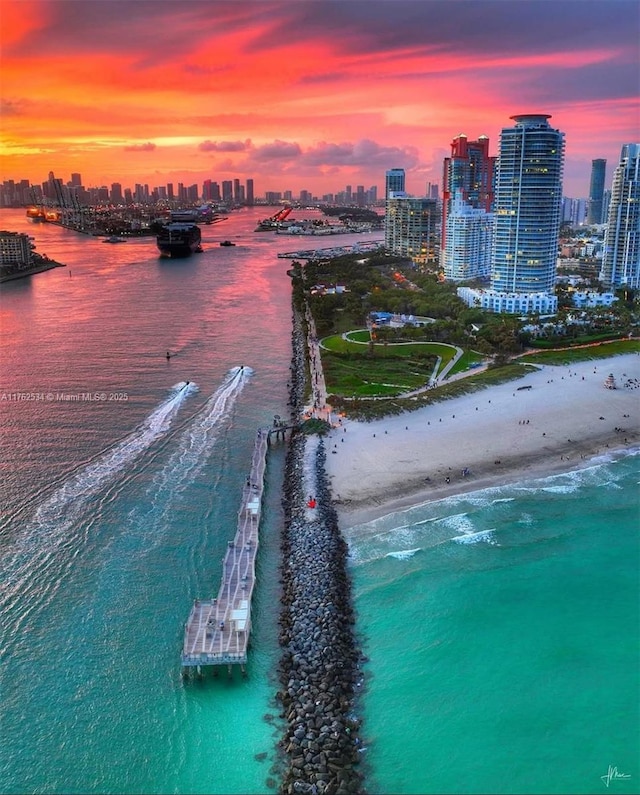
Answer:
[103, 235, 127, 243]
[219, 240, 235, 246]
[26, 207, 47, 222]
[156, 223, 202, 257]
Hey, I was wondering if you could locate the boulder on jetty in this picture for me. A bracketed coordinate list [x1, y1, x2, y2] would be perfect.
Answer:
[276, 298, 365, 795]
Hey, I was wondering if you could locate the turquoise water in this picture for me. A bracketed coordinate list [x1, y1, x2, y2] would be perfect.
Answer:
[348, 455, 639, 795]
[1, 208, 637, 794]
[0, 208, 334, 794]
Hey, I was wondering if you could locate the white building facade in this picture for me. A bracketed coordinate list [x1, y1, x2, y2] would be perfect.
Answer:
[457, 286, 558, 314]
[600, 143, 640, 289]
[441, 191, 494, 280]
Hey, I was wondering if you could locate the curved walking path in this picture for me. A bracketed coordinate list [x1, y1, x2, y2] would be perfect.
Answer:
[319, 329, 466, 393]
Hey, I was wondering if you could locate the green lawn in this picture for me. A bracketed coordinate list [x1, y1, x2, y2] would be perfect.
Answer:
[319, 332, 486, 396]
[519, 339, 639, 365]
[448, 349, 485, 375]
[328, 363, 534, 420]
[322, 352, 434, 397]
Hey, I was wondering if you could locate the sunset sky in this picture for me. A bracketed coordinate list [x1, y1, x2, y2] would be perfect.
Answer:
[1, 0, 638, 198]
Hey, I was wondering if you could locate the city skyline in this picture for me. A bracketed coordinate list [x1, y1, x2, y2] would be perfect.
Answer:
[1, 0, 638, 196]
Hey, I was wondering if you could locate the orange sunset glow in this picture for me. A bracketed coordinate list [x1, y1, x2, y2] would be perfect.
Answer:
[1, 0, 638, 196]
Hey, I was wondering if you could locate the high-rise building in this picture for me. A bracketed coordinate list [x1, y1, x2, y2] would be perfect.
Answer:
[233, 178, 241, 204]
[385, 169, 405, 200]
[491, 114, 564, 296]
[110, 183, 123, 204]
[562, 197, 588, 227]
[70, 173, 82, 188]
[246, 179, 254, 205]
[600, 144, 640, 289]
[426, 182, 439, 201]
[441, 133, 495, 279]
[441, 190, 494, 280]
[221, 180, 233, 203]
[587, 159, 607, 225]
[441, 134, 494, 252]
[384, 193, 439, 264]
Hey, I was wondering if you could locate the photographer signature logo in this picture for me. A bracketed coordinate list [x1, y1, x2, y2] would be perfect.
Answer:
[601, 765, 631, 788]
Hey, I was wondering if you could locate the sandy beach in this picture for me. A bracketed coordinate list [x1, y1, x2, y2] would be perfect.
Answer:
[325, 353, 640, 528]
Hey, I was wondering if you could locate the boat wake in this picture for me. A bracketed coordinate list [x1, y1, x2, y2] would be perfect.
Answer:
[138, 366, 252, 535]
[0, 382, 196, 621]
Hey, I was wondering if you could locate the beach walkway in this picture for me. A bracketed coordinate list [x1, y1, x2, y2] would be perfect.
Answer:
[181, 427, 271, 676]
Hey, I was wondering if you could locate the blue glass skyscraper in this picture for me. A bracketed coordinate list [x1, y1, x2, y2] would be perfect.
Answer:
[491, 114, 565, 295]
[385, 168, 405, 200]
[587, 158, 607, 225]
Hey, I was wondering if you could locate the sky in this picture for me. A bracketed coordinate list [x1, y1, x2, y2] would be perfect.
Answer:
[1, 0, 638, 199]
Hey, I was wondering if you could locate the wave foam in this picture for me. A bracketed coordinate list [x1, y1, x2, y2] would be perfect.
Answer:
[385, 548, 421, 560]
[452, 529, 497, 545]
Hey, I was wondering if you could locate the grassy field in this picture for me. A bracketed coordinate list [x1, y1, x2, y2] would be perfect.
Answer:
[322, 352, 434, 397]
[447, 349, 485, 375]
[519, 338, 639, 365]
[328, 363, 534, 420]
[320, 331, 487, 397]
[317, 334, 639, 419]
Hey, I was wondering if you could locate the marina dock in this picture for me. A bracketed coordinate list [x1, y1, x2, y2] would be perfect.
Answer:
[277, 240, 384, 261]
[181, 427, 271, 676]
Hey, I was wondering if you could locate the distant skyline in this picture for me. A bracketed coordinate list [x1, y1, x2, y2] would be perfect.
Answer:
[1, 0, 638, 197]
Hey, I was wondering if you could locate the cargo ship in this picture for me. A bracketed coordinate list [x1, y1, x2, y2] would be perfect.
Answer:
[156, 223, 202, 257]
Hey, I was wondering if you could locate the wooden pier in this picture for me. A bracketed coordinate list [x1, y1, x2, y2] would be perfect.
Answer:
[181, 427, 270, 676]
[181, 418, 295, 676]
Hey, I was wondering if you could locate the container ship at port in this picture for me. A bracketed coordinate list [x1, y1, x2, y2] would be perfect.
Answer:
[156, 223, 202, 257]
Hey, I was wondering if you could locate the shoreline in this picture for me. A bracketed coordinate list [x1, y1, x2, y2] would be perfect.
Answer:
[325, 353, 640, 529]
[334, 436, 636, 529]
[0, 260, 66, 283]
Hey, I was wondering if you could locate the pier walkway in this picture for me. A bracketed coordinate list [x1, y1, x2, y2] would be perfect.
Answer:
[181, 427, 271, 675]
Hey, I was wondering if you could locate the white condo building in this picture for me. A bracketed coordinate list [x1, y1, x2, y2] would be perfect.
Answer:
[600, 143, 640, 289]
[441, 191, 494, 280]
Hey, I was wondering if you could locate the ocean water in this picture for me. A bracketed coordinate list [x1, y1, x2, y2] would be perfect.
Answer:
[0, 208, 382, 794]
[1, 208, 638, 795]
[347, 454, 639, 795]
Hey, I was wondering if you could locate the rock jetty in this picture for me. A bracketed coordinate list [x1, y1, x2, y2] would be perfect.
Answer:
[275, 301, 365, 795]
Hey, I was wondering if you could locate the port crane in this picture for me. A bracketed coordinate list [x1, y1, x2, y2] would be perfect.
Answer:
[266, 205, 292, 223]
